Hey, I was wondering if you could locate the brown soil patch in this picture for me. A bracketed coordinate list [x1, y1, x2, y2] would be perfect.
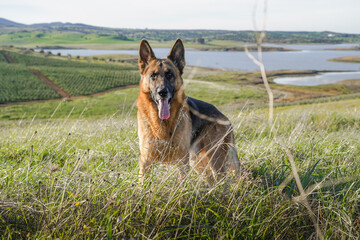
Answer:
[29, 68, 72, 98]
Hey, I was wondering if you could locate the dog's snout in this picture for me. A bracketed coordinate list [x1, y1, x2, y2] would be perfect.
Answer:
[158, 88, 169, 98]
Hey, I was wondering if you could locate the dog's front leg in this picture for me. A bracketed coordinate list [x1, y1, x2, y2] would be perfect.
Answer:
[139, 155, 152, 184]
[138, 126, 152, 184]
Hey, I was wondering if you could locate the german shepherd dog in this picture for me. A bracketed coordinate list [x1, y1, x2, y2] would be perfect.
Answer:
[136, 39, 240, 183]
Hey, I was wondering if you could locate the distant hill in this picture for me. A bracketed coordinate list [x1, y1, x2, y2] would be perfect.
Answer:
[30, 21, 102, 29]
[0, 18, 104, 29]
[31, 22, 75, 27]
[0, 18, 25, 27]
[1, 17, 360, 44]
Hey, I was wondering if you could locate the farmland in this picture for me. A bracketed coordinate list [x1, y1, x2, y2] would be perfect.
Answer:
[0, 52, 7, 62]
[0, 49, 140, 104]
[0, 62, 60, 104]
[36, 67, 139, 96]
[5, 51, 137, 70]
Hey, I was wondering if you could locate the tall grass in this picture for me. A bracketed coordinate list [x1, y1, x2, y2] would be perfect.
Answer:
[0, 101, 359, 239]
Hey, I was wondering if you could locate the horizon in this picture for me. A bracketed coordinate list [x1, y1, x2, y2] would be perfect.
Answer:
[1, 0, 360, 34]
[1, 17, 359, 35]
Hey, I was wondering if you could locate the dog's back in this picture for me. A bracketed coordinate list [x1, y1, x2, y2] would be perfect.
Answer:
[188, 97, 240, 181]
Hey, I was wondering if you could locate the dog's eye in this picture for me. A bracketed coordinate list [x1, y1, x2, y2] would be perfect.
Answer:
[150, 73, 157, 81]
[165, 72, 173, 79]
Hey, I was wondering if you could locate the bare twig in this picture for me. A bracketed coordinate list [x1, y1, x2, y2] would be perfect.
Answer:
[245, 0, 274, 125]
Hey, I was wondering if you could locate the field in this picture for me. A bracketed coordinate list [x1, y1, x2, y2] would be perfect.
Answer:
[0, 31, 134, 46]
[1, 98, 359, 239]
[1, 49, 358, 106]
[0, 50, 139, 103]
[5, 51, 137, 70]
[0, 62, 60, 104]
[36, 67, 139, 96]
[1, 44, 360, 238]
[0, 52, 7, 62]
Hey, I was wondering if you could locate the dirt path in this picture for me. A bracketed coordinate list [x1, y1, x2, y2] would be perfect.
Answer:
[1, 51, 16, 64]
[29, 68, 72, 99]
[1, 50, 71, 99]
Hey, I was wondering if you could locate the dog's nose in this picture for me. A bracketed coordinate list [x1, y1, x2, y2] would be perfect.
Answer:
[158, 88, 169, 98]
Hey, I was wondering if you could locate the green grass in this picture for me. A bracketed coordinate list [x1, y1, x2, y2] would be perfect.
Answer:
[0, 31, 135, 45]
[0, 87, 139, 120]
[0, 99, 359, 239]
[1, 46, 360, 238]
[184, 69, 260, 84]
[0, 62, 60, 104]
[184, 69, 321, 85]
[0, 78, 267, 120]
[6, 51, 137, 70]
[184, 79, 265, 106]
[0, 52, 7, 62]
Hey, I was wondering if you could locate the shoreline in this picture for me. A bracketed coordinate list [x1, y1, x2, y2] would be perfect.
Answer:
[33, 45, 296, 52]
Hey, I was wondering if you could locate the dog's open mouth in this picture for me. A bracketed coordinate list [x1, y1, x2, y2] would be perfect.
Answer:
[156, 98, 171, 120]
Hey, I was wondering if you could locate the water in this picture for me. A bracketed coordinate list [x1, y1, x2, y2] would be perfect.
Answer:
[273, 71, 360, 86]
[37, 43, 360, 85]
[38, 46, 360, 72]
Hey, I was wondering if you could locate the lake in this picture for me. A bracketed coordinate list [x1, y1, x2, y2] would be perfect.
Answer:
[38, 43, 360, 85]
[39, 44, 360, 72]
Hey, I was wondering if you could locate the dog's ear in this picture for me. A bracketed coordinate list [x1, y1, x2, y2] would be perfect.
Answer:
[139, 39, 155, 74]
[168, 39, 185, 74]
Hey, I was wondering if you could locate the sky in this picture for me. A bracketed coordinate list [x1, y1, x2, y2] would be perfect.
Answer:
[1, 0, 359, 34]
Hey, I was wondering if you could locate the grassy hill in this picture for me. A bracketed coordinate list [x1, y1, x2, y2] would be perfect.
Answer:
[1, 17, 360, 48]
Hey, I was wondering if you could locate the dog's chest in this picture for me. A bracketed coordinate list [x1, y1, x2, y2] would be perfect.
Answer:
[143, 111, 192, 163]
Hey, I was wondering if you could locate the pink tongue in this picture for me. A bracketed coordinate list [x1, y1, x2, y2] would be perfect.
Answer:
[158, 99, 170, 119]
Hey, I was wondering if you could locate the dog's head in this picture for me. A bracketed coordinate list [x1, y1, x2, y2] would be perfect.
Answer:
[138, 39, 185, 120]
